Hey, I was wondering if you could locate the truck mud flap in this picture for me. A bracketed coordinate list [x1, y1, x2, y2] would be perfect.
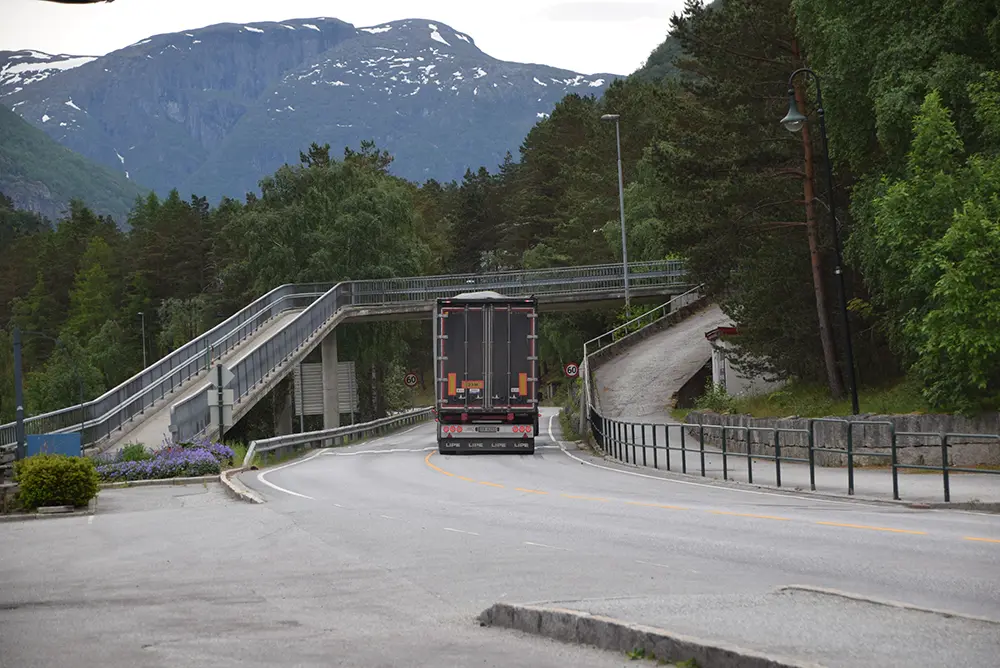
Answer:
[438, 439, 535, 455]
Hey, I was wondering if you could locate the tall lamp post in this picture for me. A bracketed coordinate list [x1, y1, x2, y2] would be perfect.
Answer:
[11, 327, 87, 460]
[780, 68, 860, 415]
[601, 113, 630, 310]
[138, 311, 147, 368]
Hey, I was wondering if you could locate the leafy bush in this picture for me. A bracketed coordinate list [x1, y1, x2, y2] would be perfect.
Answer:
[14, 454, 100, 510]
[94, 439, 235, 482]
[118, 442, 151, 462]
[695, 379, 737, 414]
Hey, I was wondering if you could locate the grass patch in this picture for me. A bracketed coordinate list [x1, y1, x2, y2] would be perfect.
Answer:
[559, 409, 582, 442]
[725, 377, 931, 419]
[670, 407, 693, 421]
[227, 442, 251, 468]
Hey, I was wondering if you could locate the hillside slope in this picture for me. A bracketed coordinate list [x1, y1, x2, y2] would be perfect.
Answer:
[0, 103, 146, 224]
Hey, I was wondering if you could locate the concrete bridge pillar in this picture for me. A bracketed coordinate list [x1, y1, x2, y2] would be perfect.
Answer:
[322, 330, 340, 429]
[275, 381, 294, 436]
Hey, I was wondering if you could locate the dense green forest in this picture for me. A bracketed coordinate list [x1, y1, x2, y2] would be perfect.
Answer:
[3, 0, 999, 434]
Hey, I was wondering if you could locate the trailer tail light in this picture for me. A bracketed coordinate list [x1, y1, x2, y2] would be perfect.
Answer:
[461, 412, 468, 422]
[507, 412, 514, 422]
[442, 425, 464, 433]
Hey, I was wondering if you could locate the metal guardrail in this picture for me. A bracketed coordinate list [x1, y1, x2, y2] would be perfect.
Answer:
[2, 261, 690, 460]
[351, 261, 687, 304]
[243, 408, 433, 467]
[587, 411, 1000, 503]
[578, 285, 704, 435]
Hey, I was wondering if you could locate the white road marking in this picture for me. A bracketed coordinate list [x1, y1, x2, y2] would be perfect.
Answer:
[443, 527, 480, 536]
[380, 514, 397, 520]
[255, 449, 325, 499]
[88, 516, 94, 525]
[524, 541, 570, 551]
[547, 415, 854, 505]
[635, 559, 671, 569]
[325, 446, 436, 456]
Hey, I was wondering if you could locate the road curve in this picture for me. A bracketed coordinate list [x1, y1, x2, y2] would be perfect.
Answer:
[242, 408, 1000, 667]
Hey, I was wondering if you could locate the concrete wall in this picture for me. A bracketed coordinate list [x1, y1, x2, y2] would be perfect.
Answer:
[683, 411, 1000, 467]
[710, 340, 785, 398]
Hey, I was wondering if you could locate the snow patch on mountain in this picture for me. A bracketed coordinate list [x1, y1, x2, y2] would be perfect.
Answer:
[0, 53, 97, 95]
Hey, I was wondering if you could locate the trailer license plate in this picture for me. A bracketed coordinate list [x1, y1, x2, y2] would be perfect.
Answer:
[475, 426, 500, 432]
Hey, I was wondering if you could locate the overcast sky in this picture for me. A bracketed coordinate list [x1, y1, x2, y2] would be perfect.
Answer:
[0, 0, 688, 75]
[0, 0, 684, 74]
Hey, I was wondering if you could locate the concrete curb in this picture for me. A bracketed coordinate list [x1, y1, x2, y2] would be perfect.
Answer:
[478, 602, 824, 668]
[220, 467, 265, 504]
[780, 585, 1000, 625]
[0, 497, 97, 523]
[99, 475, 219, 489]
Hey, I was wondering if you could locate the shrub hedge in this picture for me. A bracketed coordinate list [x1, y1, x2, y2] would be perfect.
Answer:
[14, 454, 100, 510]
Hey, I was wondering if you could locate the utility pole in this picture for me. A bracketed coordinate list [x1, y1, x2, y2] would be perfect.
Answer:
[13, 327, 25, 461]
[601, 113, 630, 309]
[138, 311, 147, 368]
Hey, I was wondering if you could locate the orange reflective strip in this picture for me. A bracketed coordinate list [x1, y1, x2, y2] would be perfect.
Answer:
[518, 372, 527, 396]
[448, 373, 456, 395]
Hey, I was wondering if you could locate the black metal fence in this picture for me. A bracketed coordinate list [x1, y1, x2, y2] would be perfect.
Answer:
[588, 408, 1000, 503]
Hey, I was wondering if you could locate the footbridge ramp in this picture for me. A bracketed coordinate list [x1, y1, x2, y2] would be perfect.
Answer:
[2, 262, 691, 463]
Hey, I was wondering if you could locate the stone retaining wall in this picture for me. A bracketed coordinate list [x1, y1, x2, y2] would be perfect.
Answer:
[683, 411, 1000, 468]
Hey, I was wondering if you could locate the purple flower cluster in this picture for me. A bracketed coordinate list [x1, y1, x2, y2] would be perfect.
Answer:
[96, 439, 236, 482]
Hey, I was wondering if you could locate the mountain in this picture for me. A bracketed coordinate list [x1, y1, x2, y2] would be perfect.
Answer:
[1, 18, 618, 203]
[0, 102, 146, 223]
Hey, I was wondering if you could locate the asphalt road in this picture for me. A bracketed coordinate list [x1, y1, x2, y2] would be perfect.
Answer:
[2, 409, 999, 667]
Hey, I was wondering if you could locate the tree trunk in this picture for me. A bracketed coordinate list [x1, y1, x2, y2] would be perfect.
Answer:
[793, 42, 844, 398]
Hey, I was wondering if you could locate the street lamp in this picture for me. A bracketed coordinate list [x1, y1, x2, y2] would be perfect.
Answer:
[601, 113, 630, 310]
[11, 327, 87, 460]
[780, 68, 860, 415]
[138, 311, 147, 368]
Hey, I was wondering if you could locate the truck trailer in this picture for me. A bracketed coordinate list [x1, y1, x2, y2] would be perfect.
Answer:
[434, 291, 539, 454]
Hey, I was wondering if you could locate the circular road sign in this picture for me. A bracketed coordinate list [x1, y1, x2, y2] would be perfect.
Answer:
[564, 363, 580, 378]
[404, 372, 419, 388]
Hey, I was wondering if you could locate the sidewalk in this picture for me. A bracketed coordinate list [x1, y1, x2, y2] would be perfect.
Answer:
[532, 588, 999, 668]
[598, 425, 1000, 505]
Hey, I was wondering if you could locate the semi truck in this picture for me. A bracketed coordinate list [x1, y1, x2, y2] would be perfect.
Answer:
[434, 291, 539, 454]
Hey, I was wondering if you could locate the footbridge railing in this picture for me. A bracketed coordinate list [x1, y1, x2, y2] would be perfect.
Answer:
[2, 261, 689, 461]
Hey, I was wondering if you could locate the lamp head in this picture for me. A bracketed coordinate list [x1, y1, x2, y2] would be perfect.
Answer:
[780, 89, 807, 132]
[601, 114, 620, 122]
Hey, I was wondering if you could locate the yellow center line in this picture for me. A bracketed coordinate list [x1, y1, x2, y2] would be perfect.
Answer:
[560, 493, 608, 502]
[964, 536, 1000, 544]
[423, 452, 949, 542]
[815, 521, 926, 535]
[710, 511, 791, 521]
[625, 501, 689, 511]
[423, 453, 455, 476]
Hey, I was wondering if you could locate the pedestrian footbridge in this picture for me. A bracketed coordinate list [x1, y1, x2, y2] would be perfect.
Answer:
[1, 261, 691, 459]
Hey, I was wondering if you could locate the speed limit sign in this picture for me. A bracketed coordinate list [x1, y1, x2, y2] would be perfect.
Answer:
[564, 363, 580, 378]
[403, 372, 419, 388]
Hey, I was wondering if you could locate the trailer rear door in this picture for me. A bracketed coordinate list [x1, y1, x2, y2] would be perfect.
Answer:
[440, 305, 486, 409]
[489, 304, 535, 409]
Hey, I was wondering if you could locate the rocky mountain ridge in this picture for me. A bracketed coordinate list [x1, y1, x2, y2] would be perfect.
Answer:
[1, 17, 619, 203]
